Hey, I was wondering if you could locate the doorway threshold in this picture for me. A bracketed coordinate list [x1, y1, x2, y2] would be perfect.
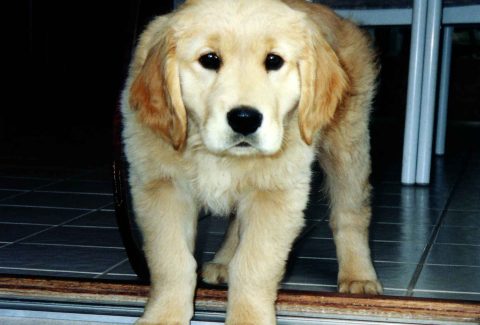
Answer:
[0, 277, 478, 324]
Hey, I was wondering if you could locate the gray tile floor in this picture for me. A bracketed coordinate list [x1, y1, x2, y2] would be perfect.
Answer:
[0, 140, 479, 302]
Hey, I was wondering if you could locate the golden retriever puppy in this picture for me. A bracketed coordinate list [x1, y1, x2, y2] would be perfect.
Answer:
[121, 0, 382, 323]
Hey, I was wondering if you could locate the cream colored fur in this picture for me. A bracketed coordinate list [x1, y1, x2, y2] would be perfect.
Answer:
[121, 0, 382, 324]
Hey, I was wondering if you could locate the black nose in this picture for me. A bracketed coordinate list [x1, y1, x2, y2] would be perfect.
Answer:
[227, 106, 263, 136]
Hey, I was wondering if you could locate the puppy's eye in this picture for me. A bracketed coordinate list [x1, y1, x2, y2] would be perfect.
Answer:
[199, 52, 221, 71]
[265, 53, 284, 71]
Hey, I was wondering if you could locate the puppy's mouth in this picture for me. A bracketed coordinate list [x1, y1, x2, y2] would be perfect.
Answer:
[226, 139, 260, 156]
[235, 141, 251, 148]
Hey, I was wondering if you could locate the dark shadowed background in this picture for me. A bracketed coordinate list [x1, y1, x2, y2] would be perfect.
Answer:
[1, 0, 173, 167]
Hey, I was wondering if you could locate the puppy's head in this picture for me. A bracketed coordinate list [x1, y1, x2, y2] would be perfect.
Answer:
[129, 0, 348, 155]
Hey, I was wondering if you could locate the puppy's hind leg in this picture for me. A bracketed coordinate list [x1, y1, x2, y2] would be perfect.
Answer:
[202, 215, 239, 285]
[319, 124, 382, 295]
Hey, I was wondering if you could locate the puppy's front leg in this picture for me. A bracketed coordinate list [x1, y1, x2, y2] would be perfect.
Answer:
[132, 179, 198, 325]
[226, 189, 306, 325]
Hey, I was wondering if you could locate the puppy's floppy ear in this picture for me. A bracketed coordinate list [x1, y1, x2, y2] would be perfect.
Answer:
[129, 30, 187, 151]
[298, 27, 349, 145]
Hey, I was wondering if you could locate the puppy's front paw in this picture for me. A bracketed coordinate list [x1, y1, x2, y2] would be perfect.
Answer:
[202, 262, 229, 284]
[338, 279, 383, 295]
[136, 319, 183, 325]
[136, 314, 188, 325]
[135, 318, 188, 325]
[226, 300, 276, 325]
[137, 294, 193, 325]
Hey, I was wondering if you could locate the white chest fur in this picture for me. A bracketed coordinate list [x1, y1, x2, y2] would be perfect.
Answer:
[183, 144, 316, 217]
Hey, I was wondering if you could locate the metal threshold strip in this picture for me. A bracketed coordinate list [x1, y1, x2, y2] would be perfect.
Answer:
[0, 277, 478, 324]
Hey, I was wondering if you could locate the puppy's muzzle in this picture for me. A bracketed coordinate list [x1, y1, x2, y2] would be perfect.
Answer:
[227, 106, 263, 136]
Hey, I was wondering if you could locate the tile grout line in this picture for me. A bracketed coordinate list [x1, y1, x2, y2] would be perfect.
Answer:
[0, 266, 101, 276]
[0, 202, 113, 250]
[0, 167, 112, 203]
[295, 256, 422, 265]
[0, 176, 72, 203]
[0, 210, 96, 250]
[0, 164, 90, 173]
[104, 273, 137, 278]
[62, 224, 119, 230]
[428, 242, 480, 247]
[0, 203, 92, 211]
[405, 153, 472, 296]
[413, 261, 480, 268]
[413, 288, 480, 295]
[0, 190, 30, 203]
[93, 258, 130, 279]
[306, 236, 435, 244]
[21, 242, 125, 250]
[34, 190, 113, 196]
[0, 221, 59, 227]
